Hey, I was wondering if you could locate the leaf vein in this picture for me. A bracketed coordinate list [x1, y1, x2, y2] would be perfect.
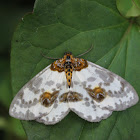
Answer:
[78, 121, 86, 140]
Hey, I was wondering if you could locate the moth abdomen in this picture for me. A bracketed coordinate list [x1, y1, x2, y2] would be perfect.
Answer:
[65, 66, 73, 88]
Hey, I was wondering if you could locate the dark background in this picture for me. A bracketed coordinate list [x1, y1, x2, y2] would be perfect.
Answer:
[0, 0, 35, 139]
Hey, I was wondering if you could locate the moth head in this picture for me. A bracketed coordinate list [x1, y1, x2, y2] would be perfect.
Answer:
[64, 52, 73, 60]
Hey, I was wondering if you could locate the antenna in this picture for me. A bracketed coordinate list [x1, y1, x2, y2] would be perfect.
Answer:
[41, 44, 93, 59]
[76, 44, 93, 57]
[41, 52, 60, 60]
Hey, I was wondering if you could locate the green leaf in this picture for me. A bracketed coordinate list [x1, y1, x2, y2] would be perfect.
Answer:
[0, 58, 26, 139]
[0, 59, 12, 108]
[136, 16, 140, 26]
[116, 0, 140, 18]
[11, 0, 140, 139]
[134, 0, 140, 9]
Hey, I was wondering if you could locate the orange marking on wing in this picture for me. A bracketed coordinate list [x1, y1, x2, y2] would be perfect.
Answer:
[59, 92, 68, 102]
[59, 92, 83, 102]
[93, 87, 104, 93]
[40, 91, 59, 107]
[86, 87, 107, 102]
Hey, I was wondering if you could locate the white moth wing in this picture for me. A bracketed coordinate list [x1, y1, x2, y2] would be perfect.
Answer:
[36, 79, 70, 125]
[36, 77, 70, 125]
[68, 72, 112, 122]
[9, 64, 66, 120]
[74, 61, 139, 111]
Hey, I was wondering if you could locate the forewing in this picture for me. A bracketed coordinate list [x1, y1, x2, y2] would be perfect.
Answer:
[68, 72, 112, 122]
[50, 58, 65, 72]
[73, 58, 88, 71]
[9, 64, 66, 120]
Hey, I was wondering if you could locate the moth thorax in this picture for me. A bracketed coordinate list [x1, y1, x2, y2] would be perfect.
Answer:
[65, 64, 73, 88]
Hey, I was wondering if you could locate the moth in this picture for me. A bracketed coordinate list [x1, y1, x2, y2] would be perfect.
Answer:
[9, 48, 139, 125]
